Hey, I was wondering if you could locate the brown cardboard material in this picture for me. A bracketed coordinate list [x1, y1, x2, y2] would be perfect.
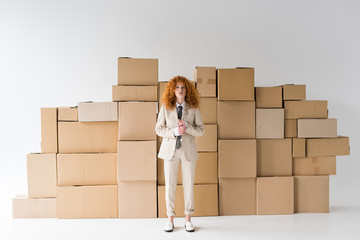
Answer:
[306, 136, 350, 156]
[256, 109, 284, 139]
[219, 178, 256, 215]
[255, 87, 283, 108]
[285, 119, 297, 138]
[117, 141, 156, 181]
[194, 67, 216, 97]
[78, 102, 117, 122]
[57, 153, 117, 186]
[157, 152, 218, 185]
[58, 122, 117, 153]
[217, 68, 254, 100]
[158, 82, 168, 108]
[118, 102, 157, 141]
[298, 119, 337, 138]
[12, 195, 56, 218]
[293, 156, 336, 175]
[257, 139, 292, 177]
[256, 177, 294, 215]
[57, 185, 118, 219]
[283, 84, 306, 100]
[196, 124, 217, 152]
[294, 176, 329, 213]
[284, 101, 328, 119]
[118, 58, 158, 85]
[112, 85, 157, 102]
[118, 181, 157, 218]
[218, 140, 256, 178]
[41, 108, 58, 153]
[218, 101, 255, 139]
[58, 107, 78, 121]
[199, 97, 217, 124]
[27, 153, 57, 198]
[293, 138, 306, 157]
[158, 184, 218, 217]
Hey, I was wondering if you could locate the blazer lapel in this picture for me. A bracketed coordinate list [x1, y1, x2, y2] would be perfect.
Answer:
[170, 107, 178, 124]
[181, 104, 189, 121]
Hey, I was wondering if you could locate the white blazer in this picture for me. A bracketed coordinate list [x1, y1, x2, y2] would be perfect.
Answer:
[155, 104, 204, 161]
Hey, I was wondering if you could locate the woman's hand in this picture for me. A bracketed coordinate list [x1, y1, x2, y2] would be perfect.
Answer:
[177, 120, 187, 135]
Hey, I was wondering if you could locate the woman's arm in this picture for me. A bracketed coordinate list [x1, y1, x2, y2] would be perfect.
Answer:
[185, 108, 205, 137]
[155, 105, 176, 139]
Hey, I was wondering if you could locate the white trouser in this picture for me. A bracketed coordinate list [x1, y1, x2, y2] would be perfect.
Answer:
[164, 146, 196, 216]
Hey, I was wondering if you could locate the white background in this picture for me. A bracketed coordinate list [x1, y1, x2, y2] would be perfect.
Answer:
[0, 0, 359, 238]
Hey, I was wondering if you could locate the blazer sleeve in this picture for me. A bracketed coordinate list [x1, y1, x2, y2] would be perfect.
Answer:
[185, 108, 205, 137]
[155, 105, 176, 139]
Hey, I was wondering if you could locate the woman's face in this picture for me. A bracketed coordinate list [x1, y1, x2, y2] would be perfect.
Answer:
[175, 82, 186, 100]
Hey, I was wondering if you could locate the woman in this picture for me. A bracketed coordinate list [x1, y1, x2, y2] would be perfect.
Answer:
[155, 75, 204, 232]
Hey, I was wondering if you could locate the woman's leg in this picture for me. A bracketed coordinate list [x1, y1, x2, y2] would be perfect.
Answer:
[164, 151, 180, 219]
[180, 153, 196, 219]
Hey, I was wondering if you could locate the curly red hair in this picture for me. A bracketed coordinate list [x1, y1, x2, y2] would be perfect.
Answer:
[162, 75, 200, 110]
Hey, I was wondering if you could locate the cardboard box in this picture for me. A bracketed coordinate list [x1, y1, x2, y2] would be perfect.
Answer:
[294, 176, 329, 213]
[256, 109, 284, 139]
[293, 138, 306, 157]
[257, 139, 292, 177]
[112, 85, 157, 102]
[158, 82, 168, 107]
[298, 119, 337, 138]
[284, 101, 328, 119]
[217, 68, 254, 100]
[57, 153, 117, 186]
[57, 185, 118, 219]
[41, 108, 58, 153]
[118, 102, 157, 141]
[219, 178, 256, 215]
[58, 107, 78, 121]
[12, 195, 56, 218]
[78, 102, 117, 122]
[283, 84, 306, 100]
[218, 101, 255, 139]
[27, 153, 57, 198]
[58, 122, 118, 153]
[117, 141, 156, 181]
[255, 87, 283, 108]
[118, 57, 158, 85]
[157, 152, 218, 185]
[256, 177, 294, 215]
[158, 184, 218, 218]
[285, 119, 297, 138]
[306, 136, 350, 156]
[196, 124, 217, 152]
[199, 97, 217, 124]
[218, 140, 256, 178]
[118, 181, 157, 218]
[194, 66, 216, 97]
[293, 156, 336, 175]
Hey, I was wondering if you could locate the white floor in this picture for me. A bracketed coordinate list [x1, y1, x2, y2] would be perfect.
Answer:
[1, 205, 359, 240]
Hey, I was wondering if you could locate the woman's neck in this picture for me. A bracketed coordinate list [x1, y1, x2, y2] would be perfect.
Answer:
[176, 98, 185, 105]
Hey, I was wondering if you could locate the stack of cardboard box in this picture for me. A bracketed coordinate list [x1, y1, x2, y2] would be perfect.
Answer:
[12, 58, 350, 218]
[12, 108, 58, 218]
[57, 102, 118, 218]
[282, 85, 350, 213]
[255, 86, 293, 214]
[216, 68, 257, 215]
[13, 105, 119, 218]
[115, 58, 158, 218]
